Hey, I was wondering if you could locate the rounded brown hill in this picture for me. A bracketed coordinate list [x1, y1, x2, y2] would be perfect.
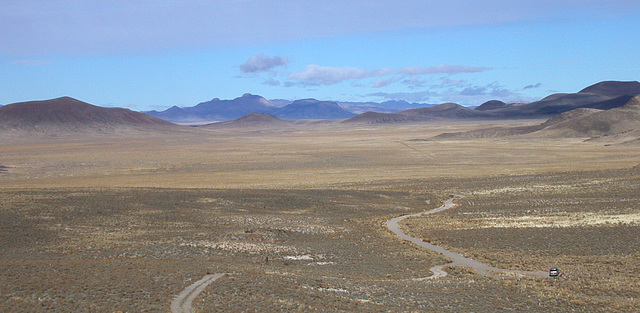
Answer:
[476, 100, 508, 111]
[0, 97, 176, 134]
[403, 102, 489, 119]
[578, 81, 640, 98]
[203, 112, 290, 128]
[535, 95, 640, 138]
[342, 111, 408, 124]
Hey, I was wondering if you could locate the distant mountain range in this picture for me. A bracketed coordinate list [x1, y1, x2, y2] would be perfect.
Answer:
[341, 102, 486, 124]
[145, 81, 640, 124]
[274, 99, 355, 119]
[2, 81, 639, 138]
[337, 100, 434, 114]
[343, 80, 640, 124]
[145, 93, 355, 123]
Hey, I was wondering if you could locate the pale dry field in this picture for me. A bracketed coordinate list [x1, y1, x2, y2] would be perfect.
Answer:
[1, 120, 639, 312]
[2, 120, 638, 189]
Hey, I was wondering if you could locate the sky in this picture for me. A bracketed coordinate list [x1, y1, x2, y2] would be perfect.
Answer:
[2, 0, 640, 111]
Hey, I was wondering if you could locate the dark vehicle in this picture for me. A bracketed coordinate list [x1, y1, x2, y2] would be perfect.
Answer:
[549, 268, 560, 277]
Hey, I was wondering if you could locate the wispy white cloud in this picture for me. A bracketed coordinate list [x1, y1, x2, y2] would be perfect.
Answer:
[261, 78, 281, 86]
[288, 65, 392, 86]
[439, 77, 466, 87]
[460, 86, 488, 96]
[524, 83, 542, 89]
[401, 77, 428, 89]
[398, 65, 491, 75]
[240, 54, 289, 73]
[288, 64, 490, 86]
[368, 90, 437, 103]
[369, 80, 530, 105]
[9, 60, 53, 66]
[372, 77, 398, 88]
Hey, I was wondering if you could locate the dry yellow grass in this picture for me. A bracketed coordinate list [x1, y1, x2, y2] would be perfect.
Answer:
[2, 120, 638, 189]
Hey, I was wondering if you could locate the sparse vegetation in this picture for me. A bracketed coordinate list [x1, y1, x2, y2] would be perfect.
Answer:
[1, 122, 639, 312]
[404, 169, 640, 311]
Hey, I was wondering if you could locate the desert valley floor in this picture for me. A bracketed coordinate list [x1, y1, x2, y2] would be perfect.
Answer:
[2, 120, 639, 312]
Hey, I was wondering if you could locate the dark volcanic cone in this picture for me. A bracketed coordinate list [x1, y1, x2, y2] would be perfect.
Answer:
[0, 96, 177, 135]
[0, 97, 181, 138]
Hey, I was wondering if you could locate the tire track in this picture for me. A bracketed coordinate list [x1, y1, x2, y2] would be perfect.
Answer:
[171, 273, 225, 313]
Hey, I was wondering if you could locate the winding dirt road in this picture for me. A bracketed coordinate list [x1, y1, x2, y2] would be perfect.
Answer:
[171, 273, 225, 313]
[387, 195, 547, 279]
[170, 195, 544, 312]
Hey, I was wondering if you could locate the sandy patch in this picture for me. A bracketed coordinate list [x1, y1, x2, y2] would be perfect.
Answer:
[472, 180, 616, 195]
[284, 254, 314, 260]
[216, 216, 345, 234]
[181, 240, 298, 254]
[480, 212, 640, 228]
[472, 185, 575, 195]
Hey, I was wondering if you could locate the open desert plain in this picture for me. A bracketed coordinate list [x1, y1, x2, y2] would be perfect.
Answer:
[2, 95, 640, 312]
[4, 1, 640, 312]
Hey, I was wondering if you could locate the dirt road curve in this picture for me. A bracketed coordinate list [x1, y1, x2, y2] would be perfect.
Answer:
[169, 196, 542, 312]
[387, 195, 547, 279]
[171, 273, 225, 313]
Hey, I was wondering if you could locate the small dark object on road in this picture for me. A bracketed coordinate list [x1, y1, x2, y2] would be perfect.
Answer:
[549, 268, 560, 277]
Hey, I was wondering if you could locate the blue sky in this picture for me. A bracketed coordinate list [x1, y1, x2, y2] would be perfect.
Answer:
[2, 1, 640, 111]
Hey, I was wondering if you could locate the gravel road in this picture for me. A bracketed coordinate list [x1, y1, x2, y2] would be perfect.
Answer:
[387, 195, 547, 279]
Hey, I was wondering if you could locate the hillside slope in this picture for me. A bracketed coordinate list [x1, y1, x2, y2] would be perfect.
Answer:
[203, 112, 290, 128]
[344, 102, 491, 124]
[274, 99, 355, 119]
[0, 97, 179, 137]
[435, 95, 640, 143]
[477, 81, 640, 117]
[534, 95, 640, 139]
